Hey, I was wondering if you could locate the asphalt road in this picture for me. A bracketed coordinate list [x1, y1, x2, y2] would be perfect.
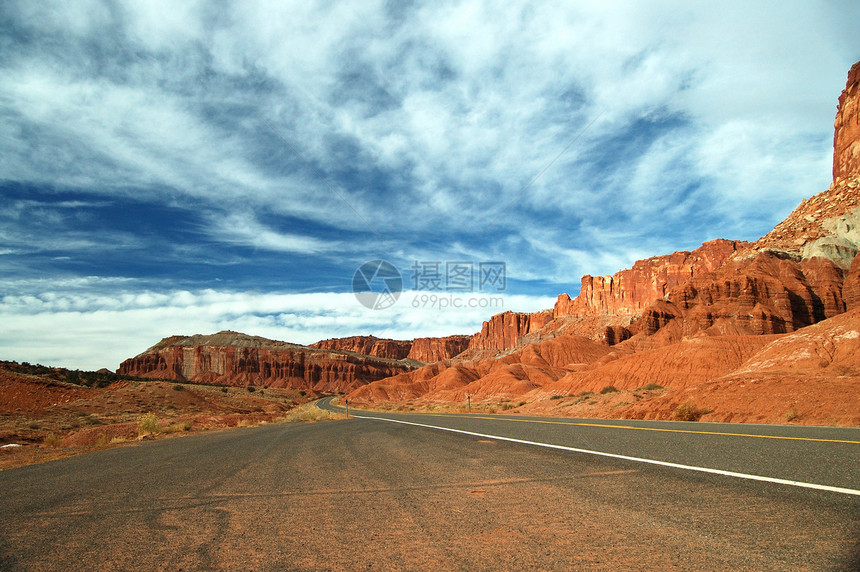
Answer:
[321, 398, 860, 494]
[0, 402, 857, 571]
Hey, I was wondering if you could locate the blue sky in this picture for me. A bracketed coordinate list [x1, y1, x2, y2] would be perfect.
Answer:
[1, 0, 858, 370]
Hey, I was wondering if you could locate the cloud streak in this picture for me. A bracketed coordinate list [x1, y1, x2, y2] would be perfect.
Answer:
[0, 283, 555, 369]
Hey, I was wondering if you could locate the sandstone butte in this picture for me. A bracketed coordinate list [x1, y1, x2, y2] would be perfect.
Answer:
[120, 61, 860, 425]
[117, 331, 420, 394]
[310, 334, 471, 363]
[346, 60, 860, 426]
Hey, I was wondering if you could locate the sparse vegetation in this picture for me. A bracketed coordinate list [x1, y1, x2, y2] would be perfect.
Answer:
[164, 421, 192, 433]
[599, 385, 619, 394]
[0, 361, 323, 471]
[638, 383, 664, 391]
[549, 394, 565, 400]
[785, 406, 801, 422]
[246, 386, 256, 393]
[280, 402, 345, 423]
[673, 401, 711, 422]
[137, 413, 162, 436]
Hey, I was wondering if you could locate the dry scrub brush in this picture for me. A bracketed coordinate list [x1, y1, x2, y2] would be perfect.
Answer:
[137, 413, 162, 436]
[280, 402, 346, 423]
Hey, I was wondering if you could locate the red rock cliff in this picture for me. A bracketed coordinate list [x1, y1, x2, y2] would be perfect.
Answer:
[834, 60, 860, 181]
[466, 311, 553, 351]
[311, 334, 470, 362]
[118, 331, 415, 393]
[552, 240, 749, 320]
[407, 335, 471, 362]
[310, 336, 412, 360]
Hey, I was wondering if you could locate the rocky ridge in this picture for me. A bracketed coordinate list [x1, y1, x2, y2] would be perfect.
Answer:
[310, 334, 471, 363]
[118, 331, 417, 393]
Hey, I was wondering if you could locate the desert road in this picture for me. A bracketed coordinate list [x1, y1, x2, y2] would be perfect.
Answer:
[0, 401, 858, 571]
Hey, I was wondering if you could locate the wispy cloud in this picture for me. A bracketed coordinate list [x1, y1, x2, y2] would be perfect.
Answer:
[0, 282, 555, 369]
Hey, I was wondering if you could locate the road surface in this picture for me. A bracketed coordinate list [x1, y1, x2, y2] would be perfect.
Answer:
[0, 400, 857, 570]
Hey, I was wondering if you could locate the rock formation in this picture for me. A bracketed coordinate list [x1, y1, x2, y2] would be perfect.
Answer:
[118, 331, 416, 393]
[407, 335, 471, 363]
[465, 311, 553, 352]
[311, 336, 412, 360]
[310, 334, 470, 363]
[834, 60, 860, 181]
[554, 239, 749, 319]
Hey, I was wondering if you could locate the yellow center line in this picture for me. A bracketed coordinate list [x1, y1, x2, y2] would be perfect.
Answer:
[418, 413, 860, 444]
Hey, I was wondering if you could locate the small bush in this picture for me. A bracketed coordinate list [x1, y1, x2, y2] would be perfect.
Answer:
[785, 406, 801, 422]
[138, 413, 162, 436]
[549, 395, 565, 400]
[599, 385, 619, 394]
[281, 402, 345, 423]
[673, 401, 710, 422]
[640, 383, 663, 391]
[173, 384, 184, 391]
[221, 386, 228, 393]
[246, 386, 256, 393]
[42, 433, 62, 448]
[164, 421, 191, 433]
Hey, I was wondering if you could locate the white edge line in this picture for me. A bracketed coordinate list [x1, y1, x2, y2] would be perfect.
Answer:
[356, 414, 860, 497]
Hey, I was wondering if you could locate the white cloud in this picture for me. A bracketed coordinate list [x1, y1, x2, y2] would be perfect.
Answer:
[0, 284, 555, 370]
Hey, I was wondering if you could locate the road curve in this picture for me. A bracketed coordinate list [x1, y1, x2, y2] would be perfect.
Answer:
[0, 402, 857, 570]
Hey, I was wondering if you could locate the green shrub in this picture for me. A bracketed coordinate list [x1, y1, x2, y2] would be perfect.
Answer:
[599, 385, 619, 394]
[246, 386, 256, 393]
